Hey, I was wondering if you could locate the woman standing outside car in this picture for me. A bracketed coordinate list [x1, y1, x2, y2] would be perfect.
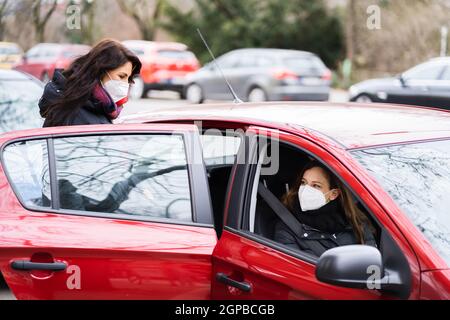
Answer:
[39, 39, 142, 127]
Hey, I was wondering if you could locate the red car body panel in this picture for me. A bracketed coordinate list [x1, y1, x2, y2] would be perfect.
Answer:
[13, 44, 90, 81]
[0, 102, 449, 299]
[420, 270, 450, 300]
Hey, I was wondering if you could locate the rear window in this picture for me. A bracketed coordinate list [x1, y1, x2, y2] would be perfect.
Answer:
[282, 55, 327, 73]
[351, 140, 450, 267]
[129, 48, 145, 56]
[157, 50, 195, 60]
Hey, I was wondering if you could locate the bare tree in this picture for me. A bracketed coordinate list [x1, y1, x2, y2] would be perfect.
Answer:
[32, 0, 58, 43]
[0, 0, 9, 40]
[116, 0, 164, 40]
[345, 0, 356, 62]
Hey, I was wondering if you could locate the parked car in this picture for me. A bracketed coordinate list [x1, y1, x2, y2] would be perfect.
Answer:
[349, 57, 450, 109]
[184, 48, 332, 103]
[0, 69, 44, 133]
[0, 42, 23, 70]
[122, 40, 200, 99]
[13, 43, 91, 82]
[0, 102, 449, 299]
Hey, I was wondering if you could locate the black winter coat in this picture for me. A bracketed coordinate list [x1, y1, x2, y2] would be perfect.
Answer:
[273, 198, 377, 257]
[39, 70, 112, 127]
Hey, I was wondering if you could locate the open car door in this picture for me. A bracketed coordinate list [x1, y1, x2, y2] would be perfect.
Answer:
[0, 123, 216, 299]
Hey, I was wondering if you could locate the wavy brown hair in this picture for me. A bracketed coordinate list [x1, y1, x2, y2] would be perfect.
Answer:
[42, 39, 142, 126]
[282, 161, 373, 244]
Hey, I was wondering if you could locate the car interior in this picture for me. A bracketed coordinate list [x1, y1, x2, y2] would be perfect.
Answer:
[249, 141, 381, 248]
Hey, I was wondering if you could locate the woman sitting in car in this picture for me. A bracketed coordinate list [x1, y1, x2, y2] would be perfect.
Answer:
[274, 160, 377, 257]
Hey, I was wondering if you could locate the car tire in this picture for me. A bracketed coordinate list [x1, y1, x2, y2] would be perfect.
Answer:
[355, 94, 373, 103]
[186, 83, 204, 104]
[130, 76, 145, 99]
[247, 86, 267, 102]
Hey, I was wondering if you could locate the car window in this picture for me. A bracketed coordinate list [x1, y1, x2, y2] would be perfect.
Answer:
[282, 55, 327, 73]
[0, 45, 21, 55]
[52, 134, 193, 222]
[403, 62, 444, 80]
[128, 47, 145, 56]
[352, 140, 450, 267]
[256, 56, 275, 67]
[3, 139, 51, 208]
[440, 66, 450, 80]
[26, 46, 41, 58]
[235, 54, 258, 68]
[0, 79, 44, 133]
[216, 53, 239, 69]
[246, 138, 379, 259]
[200, 130, 242, 166]
[157, 50, 195, 60]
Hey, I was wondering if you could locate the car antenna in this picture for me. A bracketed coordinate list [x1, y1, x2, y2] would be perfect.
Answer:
[196, 28, 243, 104]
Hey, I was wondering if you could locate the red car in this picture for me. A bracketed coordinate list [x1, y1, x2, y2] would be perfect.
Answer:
[122, 40, 200, 99]
[0, 102, 449, 300]
[13, 43, 91, 82]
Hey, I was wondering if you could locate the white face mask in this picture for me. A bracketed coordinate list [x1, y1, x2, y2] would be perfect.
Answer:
[102, 72, 129, 106]
[298, 184, 334, 211]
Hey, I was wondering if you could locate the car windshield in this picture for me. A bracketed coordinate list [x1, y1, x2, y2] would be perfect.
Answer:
[0, 46, 20, 55]
[0, 79, 44, 133]
[351, 140, 450, 267]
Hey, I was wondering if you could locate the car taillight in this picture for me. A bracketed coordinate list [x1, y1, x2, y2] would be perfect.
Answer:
[272, 68, 298, 80]
[321, 69, 332, 81]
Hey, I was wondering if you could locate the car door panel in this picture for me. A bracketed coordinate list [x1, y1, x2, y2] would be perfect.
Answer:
[0, 209, 216, 299]
[211, 126, 421, 300]
[212, 230, 381, 300]
[0, 124, 216, 300]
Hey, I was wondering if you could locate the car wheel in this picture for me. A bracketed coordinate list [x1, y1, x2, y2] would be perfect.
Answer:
[186, 83, 204, 104]
[355, 94, 373, 103]
[41, 71, 50, 83]
[130, 76, 145, 99]
[247, 87, 267, 102]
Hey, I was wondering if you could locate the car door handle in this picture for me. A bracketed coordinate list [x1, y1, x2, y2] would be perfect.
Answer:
[10, 260, 67, 272]
[216, 273, 252, 292]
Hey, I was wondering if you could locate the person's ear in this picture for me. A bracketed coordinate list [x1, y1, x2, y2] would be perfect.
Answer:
[328, 188, 340, 201]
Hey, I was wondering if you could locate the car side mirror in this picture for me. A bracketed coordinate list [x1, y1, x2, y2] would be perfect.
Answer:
[316, 245, 409, 298]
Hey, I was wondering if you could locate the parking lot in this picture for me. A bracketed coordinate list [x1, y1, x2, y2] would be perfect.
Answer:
[121, 89, 350, 116]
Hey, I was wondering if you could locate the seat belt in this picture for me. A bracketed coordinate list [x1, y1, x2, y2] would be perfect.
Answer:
[257, 182, 326, 256]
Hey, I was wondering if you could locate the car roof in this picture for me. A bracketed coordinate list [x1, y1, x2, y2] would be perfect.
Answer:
[120, 102, 450, 149]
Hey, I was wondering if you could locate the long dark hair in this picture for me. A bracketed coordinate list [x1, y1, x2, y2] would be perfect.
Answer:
[282, 161, 373, 244]
[43, 39, 141, 126]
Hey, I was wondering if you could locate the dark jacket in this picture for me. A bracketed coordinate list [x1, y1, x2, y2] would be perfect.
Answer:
[39, 70, 112, 127]
[273, 198, 377, 257]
